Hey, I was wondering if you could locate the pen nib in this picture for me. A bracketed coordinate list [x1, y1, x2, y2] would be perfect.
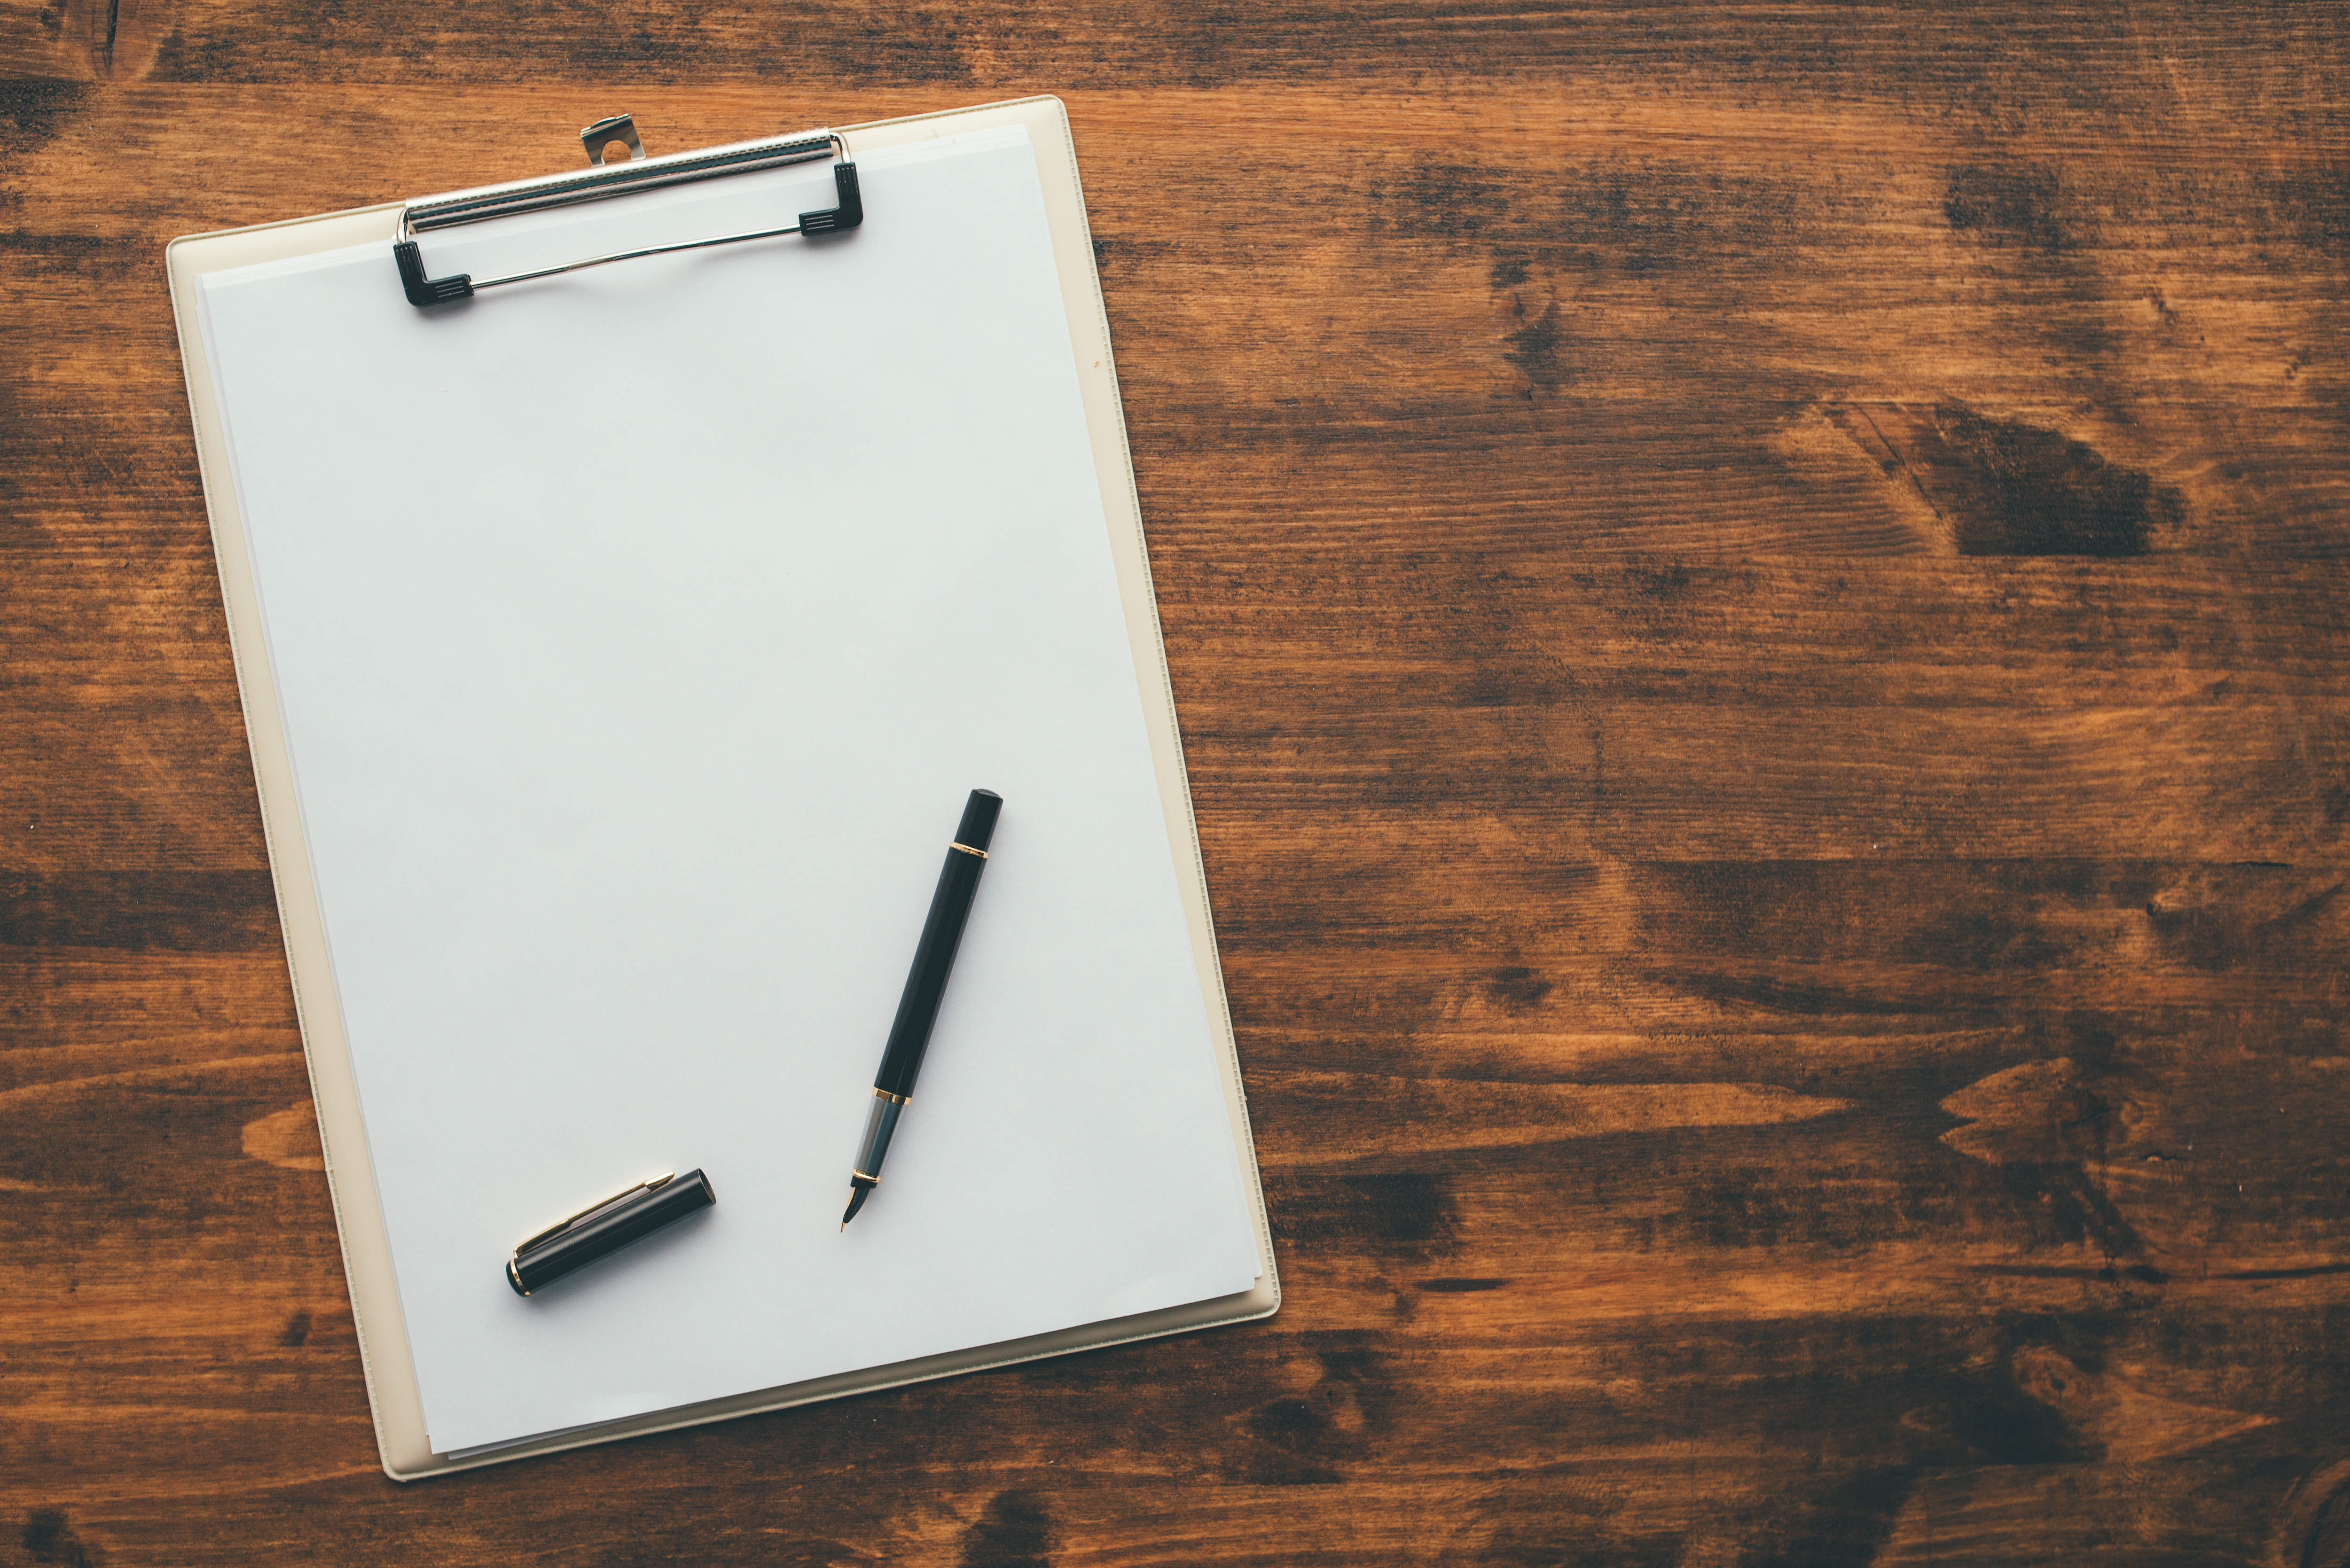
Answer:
[840, 1182, 871, 1229]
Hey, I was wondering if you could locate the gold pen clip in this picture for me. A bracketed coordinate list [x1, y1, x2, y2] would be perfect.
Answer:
[512, 1172, 675, 1259]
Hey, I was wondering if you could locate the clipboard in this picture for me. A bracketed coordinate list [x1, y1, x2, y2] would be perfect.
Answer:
[165, 95, 1278, 1480]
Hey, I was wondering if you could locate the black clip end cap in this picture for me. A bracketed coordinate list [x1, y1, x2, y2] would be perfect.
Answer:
[798, 163, 864, 237]
[395, 240, 475, 307]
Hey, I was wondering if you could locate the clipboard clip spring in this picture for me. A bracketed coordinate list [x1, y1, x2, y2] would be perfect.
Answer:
[393, 120, 862, 308]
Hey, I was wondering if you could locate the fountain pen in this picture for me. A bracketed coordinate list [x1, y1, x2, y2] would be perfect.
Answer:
[842, 788, 1001, 1229]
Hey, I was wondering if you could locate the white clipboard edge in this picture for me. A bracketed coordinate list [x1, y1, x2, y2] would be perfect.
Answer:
[164, 94, 1278, 1482]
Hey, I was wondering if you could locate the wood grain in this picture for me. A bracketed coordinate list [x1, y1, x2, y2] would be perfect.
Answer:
[4, 2, 2348, 1563]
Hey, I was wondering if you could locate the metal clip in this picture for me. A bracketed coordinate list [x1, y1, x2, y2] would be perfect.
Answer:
[580, 113, 646, 167]
[512, 1172, 675, 1259]
[392, 122, 860, 307]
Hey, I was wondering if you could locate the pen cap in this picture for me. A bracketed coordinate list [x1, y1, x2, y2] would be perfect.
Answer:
[955, 789, 1003, 853]
[508, 1169, 717, 1296]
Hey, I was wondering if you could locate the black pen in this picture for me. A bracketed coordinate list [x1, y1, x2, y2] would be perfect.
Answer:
[842, 788, 1001, 1229]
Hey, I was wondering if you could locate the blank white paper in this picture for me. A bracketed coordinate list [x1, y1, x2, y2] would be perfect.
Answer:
[196, 125, 1259, 1454]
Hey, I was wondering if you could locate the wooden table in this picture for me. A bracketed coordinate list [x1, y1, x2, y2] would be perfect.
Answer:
[5, 4, 2346, 1563]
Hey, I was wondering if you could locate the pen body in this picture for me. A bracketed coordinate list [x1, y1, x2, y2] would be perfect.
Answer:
[846, 790, 1000, 1223]
[874, 790, 1001, 1099]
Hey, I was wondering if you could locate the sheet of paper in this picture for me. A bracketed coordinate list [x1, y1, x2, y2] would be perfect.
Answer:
[196, 125, 1258, 1454]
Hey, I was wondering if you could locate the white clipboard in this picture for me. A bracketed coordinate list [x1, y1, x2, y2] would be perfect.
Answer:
[165, 95, 1277, 1480]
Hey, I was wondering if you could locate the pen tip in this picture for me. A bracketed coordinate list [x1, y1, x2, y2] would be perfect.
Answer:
[841, 1183, 870, 1229]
